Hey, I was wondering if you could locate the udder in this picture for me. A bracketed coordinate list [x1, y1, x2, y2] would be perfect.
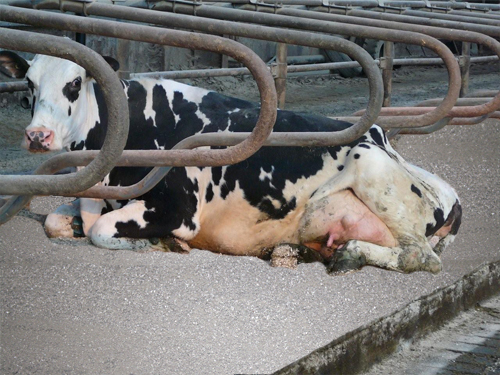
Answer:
[299, 189, 397, 260]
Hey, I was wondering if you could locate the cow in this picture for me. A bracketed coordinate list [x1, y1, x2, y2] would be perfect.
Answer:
[0, 51, 462, 275]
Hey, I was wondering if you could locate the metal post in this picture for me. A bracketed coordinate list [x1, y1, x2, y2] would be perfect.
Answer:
[116, 38, 131, 79]
[380, 41, 394, 107]
[274, 42, 288, 109]
[459, 42, 471, 98]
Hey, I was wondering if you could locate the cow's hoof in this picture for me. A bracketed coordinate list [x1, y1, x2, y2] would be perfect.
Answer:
[71, 216, 84, 237]
[327, 248, 366, 275]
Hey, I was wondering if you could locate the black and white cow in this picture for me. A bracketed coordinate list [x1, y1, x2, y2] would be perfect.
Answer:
[0, 51, 462, 274]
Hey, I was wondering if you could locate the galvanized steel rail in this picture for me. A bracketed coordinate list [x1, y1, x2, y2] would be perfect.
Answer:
[258, 3, 500, 120]
[88, 0, 462, 129]
[2, 3, 384, 138]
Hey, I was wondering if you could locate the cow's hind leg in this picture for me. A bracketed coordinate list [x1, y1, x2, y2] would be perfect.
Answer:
[328, 239, 442, 275]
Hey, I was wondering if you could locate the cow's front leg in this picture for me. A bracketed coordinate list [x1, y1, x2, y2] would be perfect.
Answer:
[328, 239, 442, 275]
[45, 199, 82, 238]
[88, 200, 157, 251]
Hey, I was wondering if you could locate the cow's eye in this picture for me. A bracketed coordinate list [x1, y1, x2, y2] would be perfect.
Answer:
[71, 77, 82, 88]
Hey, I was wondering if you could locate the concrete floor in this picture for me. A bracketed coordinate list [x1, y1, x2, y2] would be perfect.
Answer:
[0, 119, 499, 375]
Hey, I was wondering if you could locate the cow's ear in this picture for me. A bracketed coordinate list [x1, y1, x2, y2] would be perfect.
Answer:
[0, 51, 29, 79]
[86, 56, 120, 79]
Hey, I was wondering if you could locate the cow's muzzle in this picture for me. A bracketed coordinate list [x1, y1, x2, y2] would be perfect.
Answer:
[24, 129, 54, 153]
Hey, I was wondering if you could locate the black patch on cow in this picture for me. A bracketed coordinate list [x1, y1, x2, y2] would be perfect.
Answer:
[68, 106, 71, 117]
[31, 95, 36, 118]
[70, 140, 85, 151]
[258, 196, 297, 221]
[354, 153, 360, 159]
[383, 131, 388, 145]
[411, 184, 422, 198]
[114, 220, 143, 238]
[101, 201, 114, 216]
[212, 167, 223, 186]
[447, 200, 462, 235]
[425, 208, 445, 237]
[358, 144, 371, 149]
[328, 145, 342, 160]
[206, 183, 214, 202]
[337, 165, 344, 171]
[345, 150, 351, 157]
[62, 78, 81, 103]
[72, 83, 109, 151]
[26, 77, 34, 91]
[220, 183, 230, 200]
[369, 127, 385, 146]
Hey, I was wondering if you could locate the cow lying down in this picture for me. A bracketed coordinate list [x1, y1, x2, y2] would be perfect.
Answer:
[0, 51, 462, 274]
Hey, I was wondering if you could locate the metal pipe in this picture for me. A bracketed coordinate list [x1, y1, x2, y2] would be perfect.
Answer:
[56, 1, 385, 133]
[397, 117, 450, 135]
[403, 9, 500, 27]
[0, 28, 130, 197]
[345, 8, 500, 38]
[381, 41, 394, 107]
[466, 89, 498, 98]
[261, 5, 500, 117]
[449, 10, 500, 21]
[0, 5, 279, 170]
[274, 42, 288, 109]
[459, 41, 471, 98]
[0, 81, 28, 92]
[416, 98, 495, 107]
[131, 1, 462, 128]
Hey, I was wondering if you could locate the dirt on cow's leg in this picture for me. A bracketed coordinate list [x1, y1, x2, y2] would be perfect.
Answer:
[150, 237, 192, 254]
[270, 243, 324, 269]
[327, 239, 442, 275]
[327, 242, 367, 275]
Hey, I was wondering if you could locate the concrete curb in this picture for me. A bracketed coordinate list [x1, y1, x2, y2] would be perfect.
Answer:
[274, 261, 500, 375]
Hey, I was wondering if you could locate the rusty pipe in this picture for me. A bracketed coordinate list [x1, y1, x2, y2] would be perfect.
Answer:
[107, 1, 462, 128]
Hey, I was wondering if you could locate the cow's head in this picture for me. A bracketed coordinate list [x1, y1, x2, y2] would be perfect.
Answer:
[0, 51, 119, 153]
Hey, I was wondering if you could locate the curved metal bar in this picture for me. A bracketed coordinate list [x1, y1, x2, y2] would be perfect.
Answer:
[0, 5, 279, 222]
[0, 28, 129, 196]
[132, 1, 461, 128]
[271, 5, 500, 117]
[58, 1, 384, 138]
[397, 117, 451, 135]
[449, 114, 494, 125]
[0, 5, 278, 171]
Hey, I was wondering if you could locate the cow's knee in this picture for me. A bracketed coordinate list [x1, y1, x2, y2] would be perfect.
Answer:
[398, 244, 442, 274]
[88, 214, 150, 251]
[44, 199, 82, 238]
